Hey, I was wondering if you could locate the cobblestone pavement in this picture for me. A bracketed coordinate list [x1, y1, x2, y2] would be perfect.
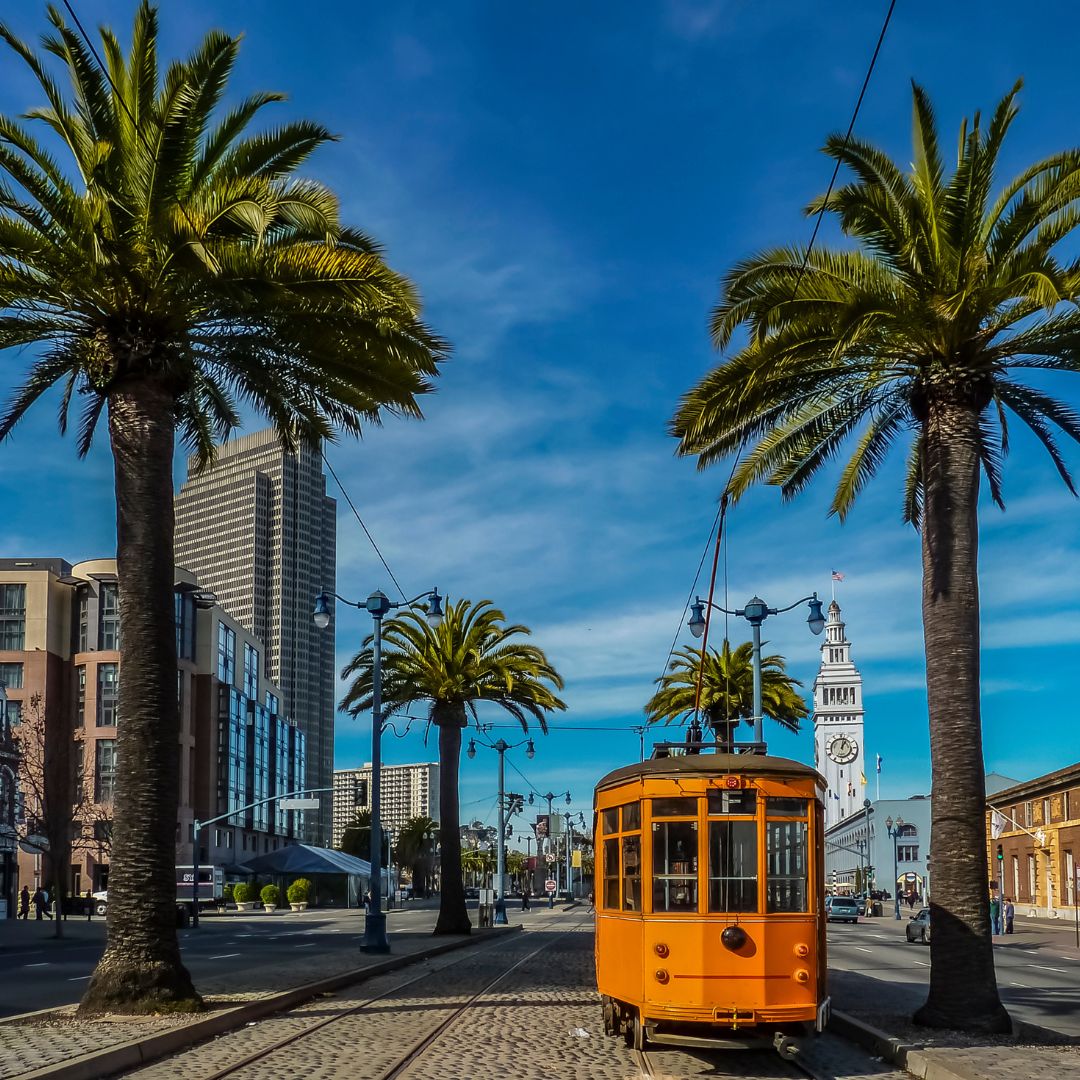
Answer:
[122, 911, 913, 1080]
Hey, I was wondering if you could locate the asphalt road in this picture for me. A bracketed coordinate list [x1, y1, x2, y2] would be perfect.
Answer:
[826, 912, 1080, 1035]
[0, 902, 547, 1017]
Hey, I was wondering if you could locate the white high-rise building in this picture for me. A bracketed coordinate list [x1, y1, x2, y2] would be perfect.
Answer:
[332, 762, 440, 846]
[811, 601, 866, 829]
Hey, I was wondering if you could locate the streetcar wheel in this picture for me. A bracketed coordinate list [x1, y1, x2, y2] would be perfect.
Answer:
[624, 1011, 646, 1051]
[602, 998, 617, 1037]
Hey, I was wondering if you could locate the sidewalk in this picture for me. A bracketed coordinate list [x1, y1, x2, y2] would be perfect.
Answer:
[0, 907, 561, 1080]
[830, 968, 1080, 1080]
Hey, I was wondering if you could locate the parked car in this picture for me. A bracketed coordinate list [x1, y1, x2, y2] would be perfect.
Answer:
[824, 895, 860, 923]
[906, 907, 931, 944]
[92, 891, 191, 927]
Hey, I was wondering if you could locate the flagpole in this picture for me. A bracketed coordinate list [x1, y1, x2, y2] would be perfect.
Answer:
[876, 763, 880, 802]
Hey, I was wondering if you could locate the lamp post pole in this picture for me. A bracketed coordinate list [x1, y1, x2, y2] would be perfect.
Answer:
[886, 815, 904, 920]
[689, 593, 825, 749]
[314, 586, 443, 953]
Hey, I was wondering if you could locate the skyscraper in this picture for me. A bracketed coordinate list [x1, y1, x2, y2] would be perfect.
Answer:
[175, 429, 336, 845]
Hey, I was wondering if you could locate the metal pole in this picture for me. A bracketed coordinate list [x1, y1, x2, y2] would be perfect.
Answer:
[494, 742, 508, 925]
[192, 823, 200, 929]
[361, 611, 389, 953]
[565, 813, 572, 899]
[751, 618, 763, 747]
[891, 831, 900, 920]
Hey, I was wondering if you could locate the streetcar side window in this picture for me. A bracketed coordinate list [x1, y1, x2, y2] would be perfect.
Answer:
[651, 797, 697, 817]
[622, 835, 642, 911]
[766, 819, 808, 913]
[707, 791, 756, 815]
[602, 808, 620, 834]
[621, 802, 640, 831]
[767, 797, 808, 817]
[707, 821, 757, 912]
[652, 820, 698, 912]
[603, 838, 620, 909]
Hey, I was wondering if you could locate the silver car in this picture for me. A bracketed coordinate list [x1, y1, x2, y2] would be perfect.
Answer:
[905, 907, 931, 943]
[825, 895, 860, 923]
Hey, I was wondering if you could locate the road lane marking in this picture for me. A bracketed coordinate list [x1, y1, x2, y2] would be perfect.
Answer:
[854, 947, 873, 953]
[208, 953, 241, 960]
[1032, 965, 1069, 974]
[67, 976, 92, 981]
[23, 963, 49, 968]
[912, 960, 929, 967]
[1009, 981, 1030, 988]
[293, 943, 316, 948]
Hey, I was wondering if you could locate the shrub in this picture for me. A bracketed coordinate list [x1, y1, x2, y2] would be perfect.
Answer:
[233, 882, 253, 904]
[260, 884, 280, 907]
[222, 884, 234, 904]
[287, 878, 312, 904]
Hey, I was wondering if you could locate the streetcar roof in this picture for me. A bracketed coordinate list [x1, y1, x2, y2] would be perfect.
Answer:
[594, 752, 824, 795]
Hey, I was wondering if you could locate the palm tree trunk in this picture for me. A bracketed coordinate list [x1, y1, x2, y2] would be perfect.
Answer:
[434, 703, 471, 935]
[913, 400, 1009, 1033]
[79, 378, 200, 1015]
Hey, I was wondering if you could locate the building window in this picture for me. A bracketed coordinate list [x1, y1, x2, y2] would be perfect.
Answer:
[266, 691, 278, 715]
[0, 662, 23, 689]
[217, 623, 235, 684]
[95, 740, 117, 801]
[78, 591, 89, 652]
[99, 583, 121, 651]
[97, 663, 119, 726]
[1024, 802, 1033, 827]
[1043, 797, 1052, 825]
[76, 666, 86, 726]
[243, 643, 259, 699]
[0, 584, 26, 650]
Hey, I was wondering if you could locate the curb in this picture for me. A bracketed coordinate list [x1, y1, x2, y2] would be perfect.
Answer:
[829, 1008, 1080, 1080]
[14, 926, 521, 1080]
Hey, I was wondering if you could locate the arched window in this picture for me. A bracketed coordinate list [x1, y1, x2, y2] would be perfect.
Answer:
[898, 823, 917, 838]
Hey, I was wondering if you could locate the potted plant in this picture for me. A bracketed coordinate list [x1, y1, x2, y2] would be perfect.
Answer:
[260, 884, 280, 913]
[287, 877, 312, 912]
[233, 882, 255, 912]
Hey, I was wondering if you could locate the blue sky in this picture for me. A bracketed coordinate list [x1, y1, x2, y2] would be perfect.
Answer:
[1, 1, 1079, 835]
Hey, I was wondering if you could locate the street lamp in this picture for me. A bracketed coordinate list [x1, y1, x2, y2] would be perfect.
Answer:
[528, 790, 571, 904]
[313, 586, 443, 952]
[688, 592, 825, 749]
[467, 735, 534, 924]
[885, 815, 905, 920]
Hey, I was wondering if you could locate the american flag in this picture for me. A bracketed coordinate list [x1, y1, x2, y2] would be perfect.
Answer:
[831, 569, 845, 582]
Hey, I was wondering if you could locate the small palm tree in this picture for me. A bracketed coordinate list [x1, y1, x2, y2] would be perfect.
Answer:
[341, 598, 565, 934]
[395, 815, 438, 897]
[671, 81, 1080, 1032]
[0, 5, 445, 1013]
[645, 642, 808, 748]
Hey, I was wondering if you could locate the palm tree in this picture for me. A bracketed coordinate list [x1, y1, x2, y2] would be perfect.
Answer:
[671, 81, 1080, 1032]
[340, 598, 565, 934]
[645, 641, 808, 748]
[395, 814, 438, 897]
[338, 809, 389, 864]
[0, 5, 446, 1013]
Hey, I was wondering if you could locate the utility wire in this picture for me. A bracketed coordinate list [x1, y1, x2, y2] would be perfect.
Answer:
[322, 451, 407, 602]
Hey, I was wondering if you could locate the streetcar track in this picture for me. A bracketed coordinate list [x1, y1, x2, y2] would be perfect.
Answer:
[191, 916, 589, 1080]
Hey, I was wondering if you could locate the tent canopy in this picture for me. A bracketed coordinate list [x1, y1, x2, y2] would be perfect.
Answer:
[238, 843, 383, 879]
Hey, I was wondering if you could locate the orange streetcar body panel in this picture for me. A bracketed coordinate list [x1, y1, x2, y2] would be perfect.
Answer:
[594, 753, 828, 1041]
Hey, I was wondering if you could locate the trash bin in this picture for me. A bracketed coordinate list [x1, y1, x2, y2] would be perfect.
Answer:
[871, 901, 883, 918]
[477, 904, 493, 928]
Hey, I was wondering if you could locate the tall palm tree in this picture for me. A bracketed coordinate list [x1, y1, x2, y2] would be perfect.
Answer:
[0, 5, 446, 1013]
[395, 814, 438, 896]
[671, 81, 1080, 1032]
[340, 598, 565, 934]
[645, 641, 808, 749]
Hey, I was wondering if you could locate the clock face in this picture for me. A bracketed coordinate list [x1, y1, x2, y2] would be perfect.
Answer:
[826, 733, 858, 765]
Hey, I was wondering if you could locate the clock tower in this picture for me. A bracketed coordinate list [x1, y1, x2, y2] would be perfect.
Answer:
[812, 600, 866, 829]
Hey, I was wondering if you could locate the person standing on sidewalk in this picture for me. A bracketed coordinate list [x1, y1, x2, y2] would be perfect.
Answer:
[18, 885, 29, 920]
[1004, 897, 1015, 934]
[989, 894, 1001, 935]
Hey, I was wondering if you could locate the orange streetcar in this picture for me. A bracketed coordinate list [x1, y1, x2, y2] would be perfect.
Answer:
[593, 746, 828, 1054]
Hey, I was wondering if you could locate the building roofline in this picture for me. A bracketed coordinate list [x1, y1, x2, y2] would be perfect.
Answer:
[988, 761, 1080, 802]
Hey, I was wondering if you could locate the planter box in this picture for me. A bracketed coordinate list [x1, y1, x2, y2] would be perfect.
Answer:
[236, 902, 255, 912]
[289, 902, 309, 912]
[263, 904, 277, 913]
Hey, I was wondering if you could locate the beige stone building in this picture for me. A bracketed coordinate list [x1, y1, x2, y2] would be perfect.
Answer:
[333, 762, 439, 847]
[986, 762, 1080, 918]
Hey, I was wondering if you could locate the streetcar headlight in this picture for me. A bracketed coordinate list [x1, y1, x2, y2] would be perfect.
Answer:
[721, 925, 748, 951]
[654, 943, 669, 958]
[654, 969, 670, 984]
[793, 943, 809, 959]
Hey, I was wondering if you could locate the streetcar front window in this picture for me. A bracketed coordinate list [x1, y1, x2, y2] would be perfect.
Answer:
[707, 820, 757, 913]
[622, 835, 642, 911]
[652, 820, 698, 911]
[602, 808, 619, 834]
[603, 838, 619, 909]
[766, 819, 808, 912]
[707, 790, 756, 815]
[651, 797, 697, 817]
[621, 802, 640, 830]
[767, 797, 808, 817]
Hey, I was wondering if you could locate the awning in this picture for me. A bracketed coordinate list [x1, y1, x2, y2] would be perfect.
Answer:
[237, 843, 384, 879]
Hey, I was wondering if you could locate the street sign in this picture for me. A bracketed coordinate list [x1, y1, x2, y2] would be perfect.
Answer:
[572, 850, 582, 868]
[545, 879, 557, 893]
[278, 798, 320, 810]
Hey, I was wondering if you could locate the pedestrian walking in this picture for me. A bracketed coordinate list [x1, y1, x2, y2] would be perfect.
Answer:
[18, 885, 30, 920]
[86, 889, 93, 922]
[363, 889, 371, 913]
[989, 895, 1001, 935]
[521, 890, 531, 912]
[1004, 897, 1015, 934]
[587, 890, 595, 914]
[32, 887, 46, 920]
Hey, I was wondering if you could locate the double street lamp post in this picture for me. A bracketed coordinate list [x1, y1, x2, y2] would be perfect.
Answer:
[467, 735, 534, 924]
[313, 586, 443, 952]
[530, 790, 571, 904]
[885, 815, 905, 920]
[689, 593, 825, 749]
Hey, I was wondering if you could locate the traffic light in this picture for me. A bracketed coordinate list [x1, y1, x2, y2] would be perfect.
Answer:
[996, 843, 1004, 861]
